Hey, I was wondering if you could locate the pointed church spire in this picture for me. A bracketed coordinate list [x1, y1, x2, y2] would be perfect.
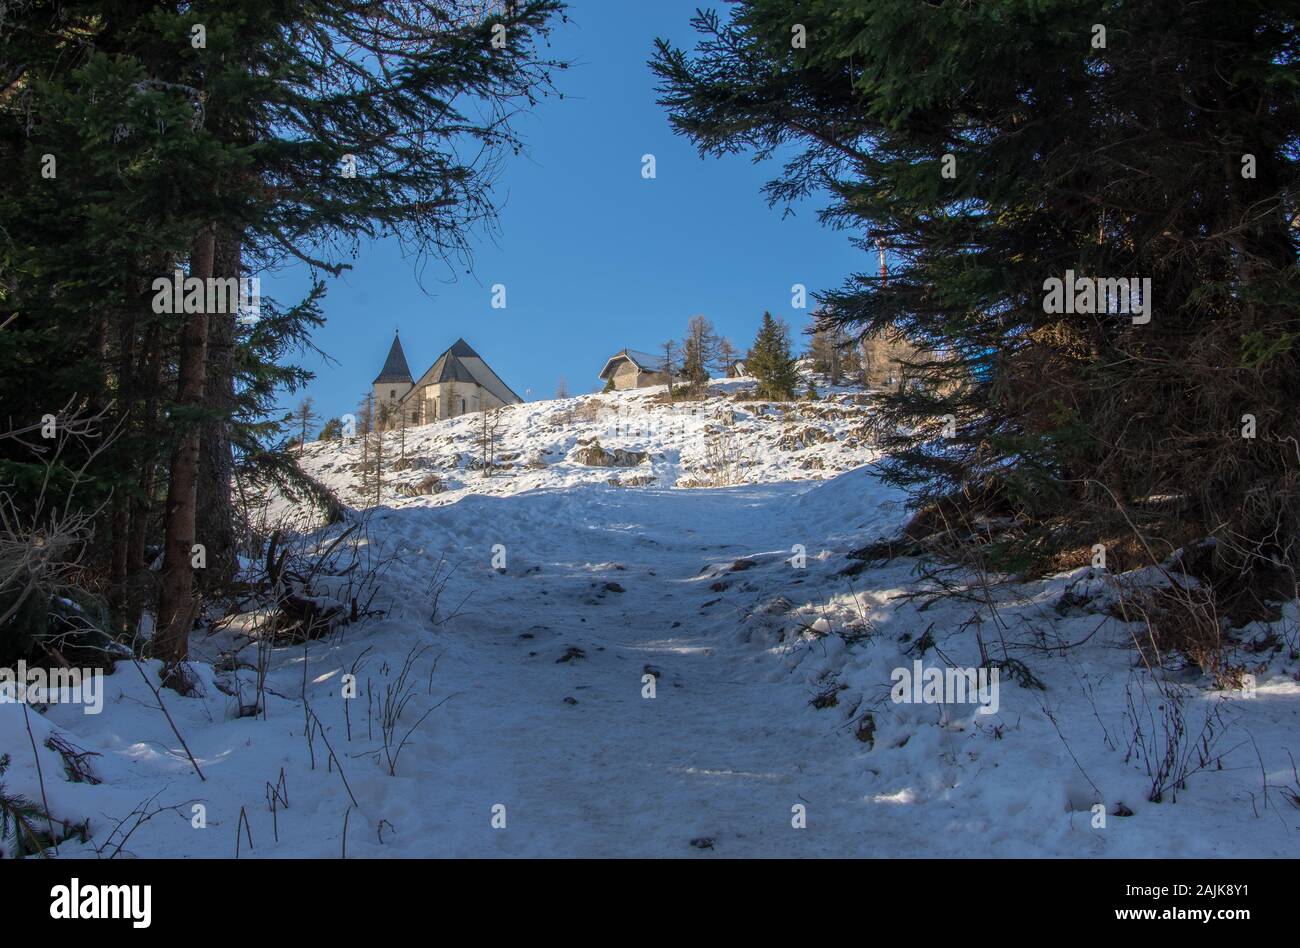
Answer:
[374, 332, 413, 384]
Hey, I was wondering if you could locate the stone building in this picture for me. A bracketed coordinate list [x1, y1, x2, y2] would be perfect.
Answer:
[597, 349, 668, 390]
[372, 334, 521, 428]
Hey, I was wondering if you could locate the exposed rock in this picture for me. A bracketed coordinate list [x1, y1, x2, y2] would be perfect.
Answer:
[607, 473, 656, 487]
[396, 473, 444, 497]
[573, 438, 647, 467]
[467, 457, 511, 473]
[776, 426, 834, 451]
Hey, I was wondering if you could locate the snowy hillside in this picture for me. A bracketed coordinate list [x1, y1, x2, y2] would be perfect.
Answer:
[5, 375, 1298, 859]
[293, 377, 883, 510]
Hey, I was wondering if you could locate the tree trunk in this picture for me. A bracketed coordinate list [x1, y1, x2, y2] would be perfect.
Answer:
[107, 306, 139, 634]
[107, 494, 131, 635]
[155, 227, 215, 671]
[123, 317, 166, 639]
[196, 227, 240, 592]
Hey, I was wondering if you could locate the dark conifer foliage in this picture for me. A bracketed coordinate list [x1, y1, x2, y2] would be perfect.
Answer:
[0, 1, 566, 667]
[653, 1, 1300, 588]
[747, 312, 798, 401]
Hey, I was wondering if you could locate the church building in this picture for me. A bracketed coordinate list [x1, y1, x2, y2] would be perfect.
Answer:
[372, 334, 522, 428]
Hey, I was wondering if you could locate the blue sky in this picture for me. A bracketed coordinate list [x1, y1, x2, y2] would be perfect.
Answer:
[268, 0, 866, 425]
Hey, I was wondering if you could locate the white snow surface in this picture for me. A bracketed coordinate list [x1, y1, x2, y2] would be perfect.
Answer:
[6, 377, 1299, 858]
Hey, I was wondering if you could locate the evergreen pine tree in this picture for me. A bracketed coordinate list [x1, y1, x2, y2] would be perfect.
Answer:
[653, 2, 1300, 587]
[1, 1, 565, 670]
[746, 312, 798, 401]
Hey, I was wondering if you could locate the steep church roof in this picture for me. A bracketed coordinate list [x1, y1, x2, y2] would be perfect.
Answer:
[402, 338, 522, 405]
[373, 334, 413, 384]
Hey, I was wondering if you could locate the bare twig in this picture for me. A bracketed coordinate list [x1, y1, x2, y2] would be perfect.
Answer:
[128, 658, 206, 781]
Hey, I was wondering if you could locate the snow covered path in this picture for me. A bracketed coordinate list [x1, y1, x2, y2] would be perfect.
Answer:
[20, 462, 1300, 859]
[345, 475, 906, 857]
